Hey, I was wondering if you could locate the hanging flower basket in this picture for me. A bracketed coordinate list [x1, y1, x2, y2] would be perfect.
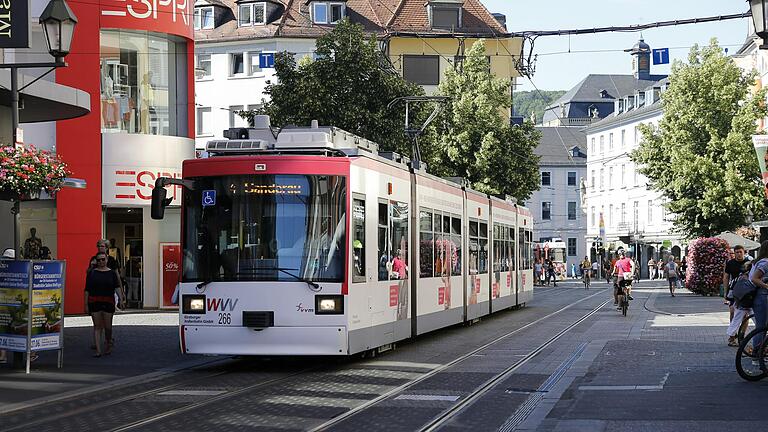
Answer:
[0, 144, 70, 201]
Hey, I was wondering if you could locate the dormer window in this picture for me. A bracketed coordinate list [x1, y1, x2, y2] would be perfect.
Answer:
[239, 2, 266, 27]
[312, 2, 345, 24]
[194, 6, 214, 30]
[429, 0, 462, 30]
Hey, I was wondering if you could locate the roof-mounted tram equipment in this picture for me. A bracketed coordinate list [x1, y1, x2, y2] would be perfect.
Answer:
[152, 116, 532, 356]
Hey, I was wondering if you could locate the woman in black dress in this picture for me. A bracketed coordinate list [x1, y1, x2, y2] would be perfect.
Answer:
[84, 252, 126, 356]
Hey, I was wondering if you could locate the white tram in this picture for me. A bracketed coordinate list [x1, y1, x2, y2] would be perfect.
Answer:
[152, 116, 534, 356]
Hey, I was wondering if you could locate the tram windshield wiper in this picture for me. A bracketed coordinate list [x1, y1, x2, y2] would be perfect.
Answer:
[236, 267, 321, 291]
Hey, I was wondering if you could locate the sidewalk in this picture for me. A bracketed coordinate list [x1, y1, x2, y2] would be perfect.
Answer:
[0, 312, 211, 412]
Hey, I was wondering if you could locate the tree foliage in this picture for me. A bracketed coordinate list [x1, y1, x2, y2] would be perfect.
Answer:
[259, 20, 423, 155]
[632, 39, 767, 238]
[513, 90, 566, 124]
[433, 40, 541, 201]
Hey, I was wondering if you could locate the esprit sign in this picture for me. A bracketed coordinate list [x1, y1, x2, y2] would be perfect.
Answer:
[105, 169, 182, 205]
[99, 0, 193, 39]
[0, 0, 30, 48]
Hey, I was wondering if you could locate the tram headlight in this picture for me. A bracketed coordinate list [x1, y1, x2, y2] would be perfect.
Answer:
[315, 295, 344, 314]
[183, 295, 207, 314]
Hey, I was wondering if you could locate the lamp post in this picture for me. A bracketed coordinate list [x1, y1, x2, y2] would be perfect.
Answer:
[749, 0, 768, 49]
[0, 0, 78, 258]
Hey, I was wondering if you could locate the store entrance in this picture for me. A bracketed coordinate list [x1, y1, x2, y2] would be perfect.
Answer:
[105, 208, 144, 309]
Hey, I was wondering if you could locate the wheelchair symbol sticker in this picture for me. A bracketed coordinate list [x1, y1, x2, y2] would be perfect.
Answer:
[202, 190, 216, 207]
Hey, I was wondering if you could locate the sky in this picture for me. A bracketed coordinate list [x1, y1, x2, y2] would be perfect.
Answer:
[482, 0, 754, 92]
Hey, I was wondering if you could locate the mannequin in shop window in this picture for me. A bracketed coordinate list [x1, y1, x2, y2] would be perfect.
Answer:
[23, 228, 43, 259]
[140, 72, 155, 134]
[100, 63, 117, 129]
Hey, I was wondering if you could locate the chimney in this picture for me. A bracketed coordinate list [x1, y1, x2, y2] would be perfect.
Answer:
[492, 13, 507, 30]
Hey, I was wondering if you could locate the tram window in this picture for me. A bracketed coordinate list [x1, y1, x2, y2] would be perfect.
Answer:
[420, 209, 432, 232]
[508, 227, 516, 271]
[469, 221, 478, 237]
[443, 215, 451, 233]
[451, 217, 461, 235]
[469, 219, 479, 275]
[390, 202, 409, 280]
[450, 216, 462, 275]
[378, 202, 389, 281]
[433, 212, 442, 233]
[478, 220, 488, 274]
[420, 208, 434, 278]
[352, 198, 366, 283]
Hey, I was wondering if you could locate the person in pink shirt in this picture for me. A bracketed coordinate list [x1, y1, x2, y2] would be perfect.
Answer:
[612, 250, 635, 305]
[392, 249, 407, 279]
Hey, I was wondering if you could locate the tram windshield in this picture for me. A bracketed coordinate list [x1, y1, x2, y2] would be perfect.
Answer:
[182, 174, 346, 283]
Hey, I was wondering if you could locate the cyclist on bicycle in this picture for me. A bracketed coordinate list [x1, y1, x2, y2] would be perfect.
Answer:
[581, 256, 592, 284]
[613, 250, 635, 307]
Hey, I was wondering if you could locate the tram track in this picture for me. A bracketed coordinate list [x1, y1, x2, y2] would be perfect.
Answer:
[310, 288, 611, 432]
[0, 288, 608, 432]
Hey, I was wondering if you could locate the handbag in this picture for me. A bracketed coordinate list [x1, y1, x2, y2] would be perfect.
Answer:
[732, 276, 758, 309]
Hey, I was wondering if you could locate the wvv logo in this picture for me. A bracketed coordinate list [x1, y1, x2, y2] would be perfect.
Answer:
[207, 298, 239, 312]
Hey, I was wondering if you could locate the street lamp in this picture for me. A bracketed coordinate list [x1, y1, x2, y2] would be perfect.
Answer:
[40, 0, 78, 61]
[0, 0, 78, 258]
[748, 0, 768, 49]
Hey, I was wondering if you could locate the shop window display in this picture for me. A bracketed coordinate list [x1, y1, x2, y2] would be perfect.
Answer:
[100, 30, 188, 136]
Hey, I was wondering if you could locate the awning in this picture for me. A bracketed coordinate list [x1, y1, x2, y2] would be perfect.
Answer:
[716, 231, 760, 251]
[0, 69, 90, 123]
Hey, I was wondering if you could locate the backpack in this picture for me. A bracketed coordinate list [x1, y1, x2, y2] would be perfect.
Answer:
[732, 274, 758, 309]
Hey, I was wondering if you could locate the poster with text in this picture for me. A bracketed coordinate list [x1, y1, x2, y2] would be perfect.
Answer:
[160, 243, 180, 308]
[0, 261, 31, 352]
[30, 261, 65, 351]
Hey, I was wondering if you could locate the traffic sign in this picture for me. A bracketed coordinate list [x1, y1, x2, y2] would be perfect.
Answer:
[653, 48, 670, 65]
[202, 190, 216, 207]
[259, 53, 275, 69]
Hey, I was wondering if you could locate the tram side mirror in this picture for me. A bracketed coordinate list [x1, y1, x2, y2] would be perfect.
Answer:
[151, 181, 172, 220]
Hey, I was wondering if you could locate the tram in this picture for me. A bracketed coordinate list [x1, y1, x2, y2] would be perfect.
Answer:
[151, 116, 534, 356]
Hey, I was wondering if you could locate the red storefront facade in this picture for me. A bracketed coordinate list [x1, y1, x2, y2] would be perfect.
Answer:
[54, 0, 194, 314]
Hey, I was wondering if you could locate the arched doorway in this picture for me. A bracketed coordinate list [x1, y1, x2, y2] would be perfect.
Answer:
[672, 246, 681, 259]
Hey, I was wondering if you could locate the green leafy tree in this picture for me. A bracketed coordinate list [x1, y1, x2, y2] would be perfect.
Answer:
[433, 40, 541, 201]
[257, 20, 423, 155]
[632, 39, 767, 238]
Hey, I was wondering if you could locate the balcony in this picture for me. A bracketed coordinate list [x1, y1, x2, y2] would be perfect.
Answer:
[556, 117, 596, 127]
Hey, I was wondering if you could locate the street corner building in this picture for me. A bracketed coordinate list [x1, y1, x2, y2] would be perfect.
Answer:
[2, 0, 196, 314]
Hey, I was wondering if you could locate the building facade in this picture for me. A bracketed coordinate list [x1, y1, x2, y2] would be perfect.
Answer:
[528, 127, 587, 275]
[7, 0, 196, 314]
[193, 0, 519, 148]
[583, 41, 686, 277]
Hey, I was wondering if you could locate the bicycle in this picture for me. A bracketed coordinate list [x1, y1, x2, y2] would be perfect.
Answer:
[616, 279, 630, 317]
[735, 326, 768, 381]
[582, 269, 591, 290]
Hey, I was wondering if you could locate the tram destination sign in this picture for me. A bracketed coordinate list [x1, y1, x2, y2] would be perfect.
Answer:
[0, 0, 30, 48]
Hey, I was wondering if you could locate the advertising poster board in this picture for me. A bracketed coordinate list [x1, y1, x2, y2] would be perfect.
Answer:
[0, 260, 32, 352]
[753, 135, 768, 199]
[160, 243, 180, 308]
[30, 261, 65, 351]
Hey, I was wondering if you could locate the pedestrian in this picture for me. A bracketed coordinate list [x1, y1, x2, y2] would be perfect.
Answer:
[680, 257, 687, 287]
[648, 257, 656, 280]
[591, 259, 600, 280]
[666, 256, 679, 297]
[548, 259, 558, 287]
[747, 241, 768, 351]
[726, 262, 753, 347]
[657, 259, 665, 280]
[84, 252, 126, 357]
[603, 258, 612, 284]
[725, 246, 750, 345]
[534, 260, 542, 286]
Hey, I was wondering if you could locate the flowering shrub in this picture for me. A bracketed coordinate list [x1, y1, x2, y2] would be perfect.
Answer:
[685, 237, 730, 295]
[0, 145, 70, 198]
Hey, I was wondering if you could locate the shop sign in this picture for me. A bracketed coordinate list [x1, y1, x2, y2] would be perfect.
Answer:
[99, 0, 193, 40]
[160, 243, 180, 308]
[105, 169, 183, 206]
[0, 0, 30, 49]
[753, 135, 768, 199]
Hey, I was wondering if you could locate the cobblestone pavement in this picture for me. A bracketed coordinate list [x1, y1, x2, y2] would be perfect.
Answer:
[1, 280, 754, 432]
